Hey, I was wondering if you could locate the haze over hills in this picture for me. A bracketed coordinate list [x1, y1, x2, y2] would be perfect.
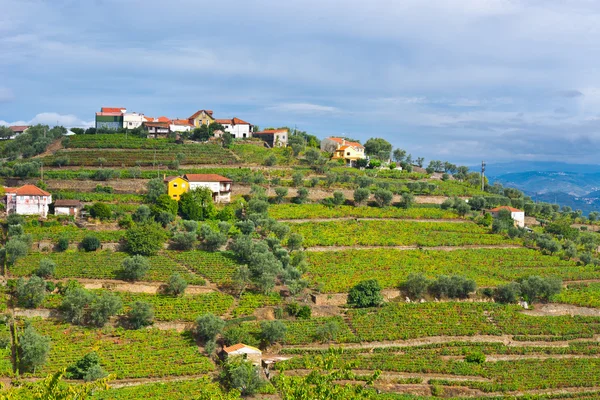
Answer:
[480, 161, 600, 214]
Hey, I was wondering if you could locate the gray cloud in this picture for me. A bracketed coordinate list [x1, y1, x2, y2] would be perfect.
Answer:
[556, 90, 584, 98]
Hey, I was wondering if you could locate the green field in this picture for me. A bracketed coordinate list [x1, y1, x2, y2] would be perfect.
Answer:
[305, 248, 590, 292]
[11, 251, 205, 285]
[291, 220, 516, 247]
[555, 283, 600, 308]
[165, 250, 240, 285]
[269, 204, 460, 220]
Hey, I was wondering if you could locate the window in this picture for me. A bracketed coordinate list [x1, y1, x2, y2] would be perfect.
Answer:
[182, 183, 186, 188]
[173, 183, 177, 187]
[282, 136, 285, 139]
[347, 152, 350, 156]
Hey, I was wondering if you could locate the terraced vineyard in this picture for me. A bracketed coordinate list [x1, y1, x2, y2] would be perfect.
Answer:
[291, 220, 517, 247]
[25, 224, 125, 242]
[25, 319, 214, 379]
[11, 251, 205, 285]
[305, 248, 591, 292]
[556, 283, 600, 308]
[165, 250, 240, 285]
[269, 203, 461, 220]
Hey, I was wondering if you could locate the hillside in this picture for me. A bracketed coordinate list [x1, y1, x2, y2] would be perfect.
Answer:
[0, 133, 599, 399]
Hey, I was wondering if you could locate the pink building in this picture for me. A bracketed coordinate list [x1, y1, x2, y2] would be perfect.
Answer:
[5, 184, 52, 218]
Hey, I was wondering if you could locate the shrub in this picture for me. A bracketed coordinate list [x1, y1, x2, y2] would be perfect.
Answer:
[61, 287, 93, 325]
[465, 351, 486, 364]
[89, 202, 112, 220]
[171, 231, 197, 250]
[399, 192, 414, 209]
[374, 188, 393, 207]
[35, 258, 56, 278]
[518, 276, 562, 303]
[494, 282, 521, 304]
[80, 235, 101, 252]
[4, 238, 29, 264]
[428, 275, 476, 299]
[294, 187, 309, 204]
[57, 236, 70, 251]
[121, 255, 150, 281]
[274, 187, 288, 204]
[315, 320, 341, 343]
[296, 305, 312, 319]
[88, 292, 123, 327]
[127, 301, 154, 329]
[125, 223, 166, 256]
[195, 313, 225, 343]
[353, 188, 370, 206]
[132, 205, 152, 223]
[332, 191, 345, 206]
[292, 172, 304, 187]
[348, 279, 383, 308]
[165, 273, 188, 296]
[221, 358, 265, 396]
[67, 352, 108, 381]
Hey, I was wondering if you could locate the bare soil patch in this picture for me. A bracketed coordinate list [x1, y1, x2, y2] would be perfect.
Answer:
[523, 303, 600, 317]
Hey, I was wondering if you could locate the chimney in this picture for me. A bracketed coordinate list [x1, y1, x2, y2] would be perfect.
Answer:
[342, 139, 346, 146]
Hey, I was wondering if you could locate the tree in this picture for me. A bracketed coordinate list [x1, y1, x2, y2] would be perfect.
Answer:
[260, 320, 287, 346]
[146, 178, 166, 203]
[274, 187, 288, 204]
[348, 279, 383, 308]
[179, 187, 216, 221]
[89, 202, 112, 220]
[61, 287, 93, 325]
[152, 194, 179, 216]
[428, 275, 476, 299]
[353, 188, 370, 206]
[0, 126, 13, 140]
[195, 313, 225, 342]
[35, 258, 56, 278]
[121, 255, 150, 281]
[19, 324, 50, 373]
[332, 191, 345, 206]
[88, 292, 122, 327]
[57, 236, 70, 252]
[171, 231, 197, 250]
[373, 188, 393, 207]
[519, 276, 562, 303]
[401, 274, 429, 299]
[4, 238, 29, 264]
[15, 276, 47, 308]
[221, 358, 265, 396]
[125, 223, 166, 256]
[165, 273, 188, 296]
[364, 138, 392, 159]
[66, 352, 108, 382]
[494, 282, 521, 304]
[222, 132, 233, 148]
[399, 192, 414, 209]
[133, 205, 151, 223]
[127, 301, 154, 329]
[294, 187, 309, 204]
[80, 235, 101, 252]
[232, 265, 251, 297]
[392, 148, 407, 163]
[286, 233, 304, 251]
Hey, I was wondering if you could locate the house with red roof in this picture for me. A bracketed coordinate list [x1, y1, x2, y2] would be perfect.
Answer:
[488, 206, 525, 228]
[215, 117, 253, 139]
[4, 184, 52, 218]
[222, 343, 262, 365]
[253, 129, 288, 148]
[96, 107, 126, 130]
[182, 174, 233, 203]
[188, 110, 215, 127]
[8, 126, 30, 139]
[321, 137, 366, 166]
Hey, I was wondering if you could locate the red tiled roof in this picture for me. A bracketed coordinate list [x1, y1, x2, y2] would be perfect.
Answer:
[489, 206, 523, 213]
[157, 116, 171, 123]
[9, 126, 29, 133]
[327, 137, 363, 148]
[101, 107, 125, 113]
[183, 174, 232, 183]
[172, 119, 193, 126]
[232, 117, 251, 125]
[5, 184, 51, 196]
[215, 119, 232, 125]
[188, 110, 214, 119]
[144, 116, 155, 122]
[54, 199, 82, 207]
[223, 343, 260, 353]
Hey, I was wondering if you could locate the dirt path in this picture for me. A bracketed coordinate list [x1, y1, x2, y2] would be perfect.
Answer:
[278, 218, 467, 223]
[33, 138, 63, 158]
[44, 278, 214, 295]
[522, 303, 600, 317]
[305, 244, 522, 252]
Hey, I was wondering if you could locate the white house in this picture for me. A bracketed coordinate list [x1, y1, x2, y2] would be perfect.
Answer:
[215, 118, 253, 139]
[143, 122, 170, 138]
[9, 125, 30, 139]
[123, 112, 146, 129]
[253, 129, 288, 148]
[170, 119, 194, 133]
[222, 343, 262, 365]
[54, 199, 82, 216]
[488, 206, 525, 228]
[5, 184, 52, 218]
[183, 174, 232, 203]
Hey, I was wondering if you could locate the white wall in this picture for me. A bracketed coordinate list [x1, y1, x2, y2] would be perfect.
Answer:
[223, 124, 252, 139]
[123, 113, 145, 129]
[7, 195, 52, 218]
[511, 211, 525, 228]
[170, 124, 192, 133]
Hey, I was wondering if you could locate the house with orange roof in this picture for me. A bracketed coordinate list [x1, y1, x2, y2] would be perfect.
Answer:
[182, 174, 233, 203]
[170, 119, 194, 133]
[8, 125, 30, 139]
[96, 107, 126, 130]
[188, 110, 215, 127]
[488, 206, 525, 228]
[253, 129, 288, 148]
[143, 121, 171, 138]
[221, 343, 262, 365]
[215, 117, 253, 139]
[123, 112, 147, 130]
[321, 137, 366, 166]
[4, 184, 52, 217]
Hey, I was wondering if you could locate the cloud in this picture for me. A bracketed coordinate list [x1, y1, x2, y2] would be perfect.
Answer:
[0, 113, 94, 128]
[266, 103, 340, 114]
[556, 90, 584, 98]
[0, 88, 14, 103]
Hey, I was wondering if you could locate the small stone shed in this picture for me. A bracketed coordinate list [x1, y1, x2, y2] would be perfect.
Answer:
[222, 343, 262, 365]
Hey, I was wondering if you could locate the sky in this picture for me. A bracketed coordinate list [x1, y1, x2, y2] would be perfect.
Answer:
[1, 0, 600, 165]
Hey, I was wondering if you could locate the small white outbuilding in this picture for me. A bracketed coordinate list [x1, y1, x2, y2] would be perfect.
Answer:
[488, 206, 525, 228]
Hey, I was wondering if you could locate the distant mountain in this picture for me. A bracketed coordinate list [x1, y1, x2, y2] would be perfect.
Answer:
[490, 171, 600, 197]
[479, 161, 600, 177]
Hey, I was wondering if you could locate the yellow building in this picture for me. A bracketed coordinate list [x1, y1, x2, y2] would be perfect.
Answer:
[164, 176, 189, 200]
[188, 110, 215, 127]
[322, 137, 366, 166]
